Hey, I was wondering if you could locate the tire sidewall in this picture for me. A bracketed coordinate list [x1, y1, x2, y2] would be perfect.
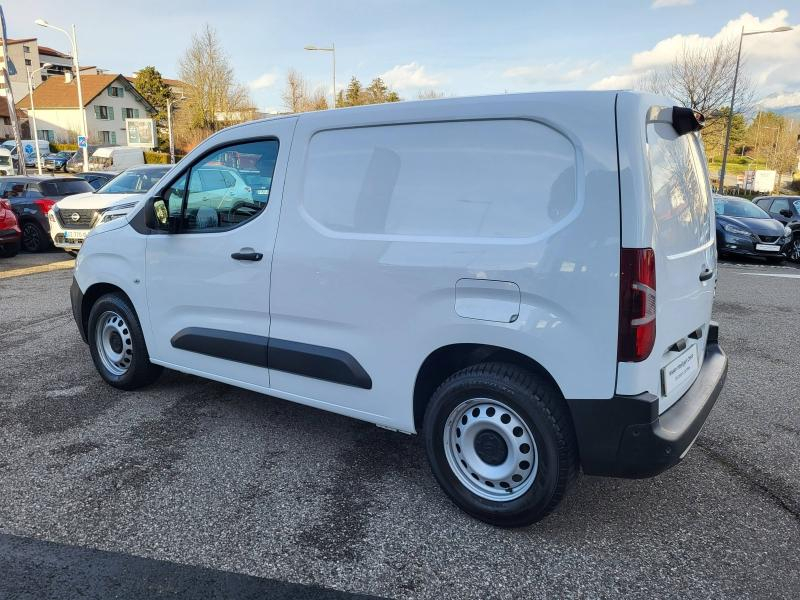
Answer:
[87, 294, 153, 389]
[22, 222, 45, 253]
[424, 372, 564, 526]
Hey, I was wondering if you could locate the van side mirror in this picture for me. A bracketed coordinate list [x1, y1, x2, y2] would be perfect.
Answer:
[144, 196, 172, 231]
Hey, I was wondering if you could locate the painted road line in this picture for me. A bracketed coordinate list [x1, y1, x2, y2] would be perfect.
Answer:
[738, 272, 800, 279]
[0, 260, 75, 280]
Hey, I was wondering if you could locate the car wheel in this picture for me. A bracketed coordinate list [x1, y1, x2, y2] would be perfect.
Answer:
[21, 221, 49, 253]
[788, 237, 800, 263]
[88, 293, 163, 390]
[423, 362, 578, 527]
[0, 240, 20, 258]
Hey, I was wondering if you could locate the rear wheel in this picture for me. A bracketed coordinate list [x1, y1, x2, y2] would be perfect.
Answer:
[0, 240, 20, 258]
[423, 362, 578, 527]
[20, 221, 49, 253]
[88, 293, 163, 390]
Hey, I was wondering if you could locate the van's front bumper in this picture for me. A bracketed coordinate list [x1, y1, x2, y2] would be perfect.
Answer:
[566, 322, 727, 478]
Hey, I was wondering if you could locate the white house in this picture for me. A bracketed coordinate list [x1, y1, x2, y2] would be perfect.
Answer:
[17, 73, 155, 146]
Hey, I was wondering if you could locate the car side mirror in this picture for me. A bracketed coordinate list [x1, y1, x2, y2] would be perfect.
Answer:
[779, 209, 792, 218]
[144, 196, 172, 231]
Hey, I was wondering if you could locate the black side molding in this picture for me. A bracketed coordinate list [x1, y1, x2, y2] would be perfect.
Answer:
[70, 276, 87, 344]
[672, 106, 705, 136]
[170, 328, 372, 390]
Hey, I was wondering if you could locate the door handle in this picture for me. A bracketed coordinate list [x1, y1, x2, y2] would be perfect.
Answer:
[699, 268, 714, 282]
[231, 251, 263, 261]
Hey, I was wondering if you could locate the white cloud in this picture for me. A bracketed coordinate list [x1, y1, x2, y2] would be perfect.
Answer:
[248, 72, 278, 90]
[652, 0, 694, 8]
[759, 91, 800, 109]
[380, 62, 441, 91]
[590, 10, 800, 100]
[504, 61, 599, 84]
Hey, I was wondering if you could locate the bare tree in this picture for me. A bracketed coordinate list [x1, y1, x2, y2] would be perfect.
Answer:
[281, 69, 328, 113]
[417, 89, 445, 100]
[637, 38, 755, 141]
[176, 24, 253, 145]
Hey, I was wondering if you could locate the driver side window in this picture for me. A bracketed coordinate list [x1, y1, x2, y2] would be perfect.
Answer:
[166, 139, 279, 233]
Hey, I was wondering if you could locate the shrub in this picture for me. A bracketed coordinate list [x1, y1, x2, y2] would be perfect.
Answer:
[144, 151, 169, 164]
[51, 143, 78, 152]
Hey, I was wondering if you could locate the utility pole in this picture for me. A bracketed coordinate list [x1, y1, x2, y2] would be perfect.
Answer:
[1, 6, 25, 175]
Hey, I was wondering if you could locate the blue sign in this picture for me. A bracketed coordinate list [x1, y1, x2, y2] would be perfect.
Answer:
[24, 143, 33, 153]
[78, 136, 87, 149]
[6, 57, 15, 76]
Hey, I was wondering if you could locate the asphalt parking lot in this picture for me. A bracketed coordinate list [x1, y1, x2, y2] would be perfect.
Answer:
[1, 251, 798, 599]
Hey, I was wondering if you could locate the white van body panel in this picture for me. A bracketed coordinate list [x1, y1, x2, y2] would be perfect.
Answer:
[0, 147, 13, 176]
[615, 92, 716, 413]
[269, 93, 622, 432]
[91, 147, 145, 170]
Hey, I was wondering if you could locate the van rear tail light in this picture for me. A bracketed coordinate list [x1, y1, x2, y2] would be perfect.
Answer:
[618, 248, 656, 362]
[34, 199, 57, 214]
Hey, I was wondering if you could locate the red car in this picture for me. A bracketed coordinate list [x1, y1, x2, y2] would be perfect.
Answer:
[0, 197, 21, 257]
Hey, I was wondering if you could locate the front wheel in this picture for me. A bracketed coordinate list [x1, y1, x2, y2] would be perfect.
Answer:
[88, 293, 163, 390]
[788, 237, 800, 263]
[423, 362, 578, 527]
[21, 222, 49, 253]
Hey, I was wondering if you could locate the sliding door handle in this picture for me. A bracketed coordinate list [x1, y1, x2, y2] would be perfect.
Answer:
[231, 251, 263, 261]
[699, 268, 714, 282]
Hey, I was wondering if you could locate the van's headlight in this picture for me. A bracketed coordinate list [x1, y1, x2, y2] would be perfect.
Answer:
[100, 212, 124, 224]
[722, 224, 751, 237]
[785, 226, 792, 238]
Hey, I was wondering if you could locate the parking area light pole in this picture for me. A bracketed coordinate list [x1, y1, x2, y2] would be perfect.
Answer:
[25, 62, 53, 175]
[35, 19, 91, 171]
[718, 25, 792, 193]
[304, 44, 336, 108]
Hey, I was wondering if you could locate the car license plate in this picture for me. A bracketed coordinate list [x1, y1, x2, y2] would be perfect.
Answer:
[64, 230, 88, 240]
[755, 243, 780, 252]
[661, 345, 699, 396]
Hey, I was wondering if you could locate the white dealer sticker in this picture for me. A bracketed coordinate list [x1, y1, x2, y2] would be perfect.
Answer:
[662, 345, 699, 396]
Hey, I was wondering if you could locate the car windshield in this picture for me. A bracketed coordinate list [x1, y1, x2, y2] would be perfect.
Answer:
[96, 167, 170, 194]
[39, 179, 94, 196]
[55, 152, 72, 158]
[714, 198, 769, 219]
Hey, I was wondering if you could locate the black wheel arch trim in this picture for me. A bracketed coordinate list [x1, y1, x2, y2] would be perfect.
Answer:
[170, 327, 372, 390]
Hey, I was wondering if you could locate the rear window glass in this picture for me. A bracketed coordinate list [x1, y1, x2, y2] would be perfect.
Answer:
[647, 123, 712, 254]
[303, 119, 577, 239]
[39, 180, 94, 196]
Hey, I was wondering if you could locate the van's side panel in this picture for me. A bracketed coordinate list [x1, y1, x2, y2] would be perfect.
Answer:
[269, 93, 621, 432]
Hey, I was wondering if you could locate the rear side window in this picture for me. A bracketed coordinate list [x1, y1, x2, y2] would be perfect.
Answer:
[302, 119, 577, 239]
[647, 123, 712, 255]
[40, 180, 94, 196]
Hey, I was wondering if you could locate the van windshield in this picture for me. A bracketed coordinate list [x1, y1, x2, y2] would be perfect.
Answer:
[96, 167, 170, 194]
[0, 156, 9, 166]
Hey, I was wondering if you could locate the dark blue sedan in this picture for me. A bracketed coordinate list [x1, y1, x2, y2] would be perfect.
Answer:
[714, 195, 792, 263]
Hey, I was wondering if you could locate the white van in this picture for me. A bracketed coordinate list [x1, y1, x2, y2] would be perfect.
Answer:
[2, 139, 51, 169]
[70, 92, 727, 526]
[89, 146, 144, 171]
[0, 147, 13, 175]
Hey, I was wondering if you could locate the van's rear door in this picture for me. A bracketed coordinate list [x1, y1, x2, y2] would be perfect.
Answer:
[616, 95, 716, 413]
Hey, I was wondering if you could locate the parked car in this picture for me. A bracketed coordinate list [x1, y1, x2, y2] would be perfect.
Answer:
[50, 164, 170, 253]
[70, 92, 727, 526]
[753, 195, 800, 261]
[2, 139, 51, 169]
[0, 196, 21, 257]
[66, 145, 99, 172]
[75, 171, 119, 191]
[88, 147, 145, 171]
[713, 195, 792, 263]
[44, 151, 76, 172]
[0, 176, 95, 252]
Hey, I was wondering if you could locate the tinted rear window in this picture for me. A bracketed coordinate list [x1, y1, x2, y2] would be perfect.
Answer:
[39, 180, 94, 196]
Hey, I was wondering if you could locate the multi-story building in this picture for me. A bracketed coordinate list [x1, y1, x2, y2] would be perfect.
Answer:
[17, 72, 156, 146]
[0, 37, 73, 101]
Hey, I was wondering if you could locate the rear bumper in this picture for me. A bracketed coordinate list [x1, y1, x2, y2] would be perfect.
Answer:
[567, 322, 728, 478]
[0, 227, 21, 243]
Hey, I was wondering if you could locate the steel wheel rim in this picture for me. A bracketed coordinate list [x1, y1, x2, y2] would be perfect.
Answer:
[95, 310, 133, 376]
[22, 223, 40, 251]
[443, 398, 538, 501]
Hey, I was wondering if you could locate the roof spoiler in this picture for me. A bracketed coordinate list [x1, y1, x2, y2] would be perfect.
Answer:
[647, 106, 705, 136]
[672, 107, 705, 136]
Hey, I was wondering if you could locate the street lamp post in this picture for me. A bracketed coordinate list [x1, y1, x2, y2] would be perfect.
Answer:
[304, 44, 336, 108]
[25, 62, 53, 175]
[35, 19, 91, 171]
[718, 25, 792, 193]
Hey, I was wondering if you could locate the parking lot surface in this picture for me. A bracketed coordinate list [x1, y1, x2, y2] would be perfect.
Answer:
[0, 254, 798, 599]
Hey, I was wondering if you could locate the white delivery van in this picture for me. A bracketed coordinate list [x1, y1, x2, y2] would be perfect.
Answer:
[2, 139, 51, 169]
[70, 92, 727, 526]
[0, 147, 13, 175]
[89, 146, 145, 171]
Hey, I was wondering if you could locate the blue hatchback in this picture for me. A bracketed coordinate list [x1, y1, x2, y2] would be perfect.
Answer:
[714, 195, 792, 262]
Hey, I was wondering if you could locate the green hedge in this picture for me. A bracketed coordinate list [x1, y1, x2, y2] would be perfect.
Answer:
[144, 151, 169, 164]
[51, 143, 77, 152]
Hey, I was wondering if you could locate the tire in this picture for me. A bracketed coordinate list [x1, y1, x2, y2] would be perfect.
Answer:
[0, 240, 20, 258]
[423, 362, 578, 527]
[788, 237, 800, 263]
[87, 293, 163, 390]
[20, 221, 49, 253]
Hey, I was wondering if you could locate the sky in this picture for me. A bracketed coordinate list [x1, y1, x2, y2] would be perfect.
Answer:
[5, 1, 800, 113]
